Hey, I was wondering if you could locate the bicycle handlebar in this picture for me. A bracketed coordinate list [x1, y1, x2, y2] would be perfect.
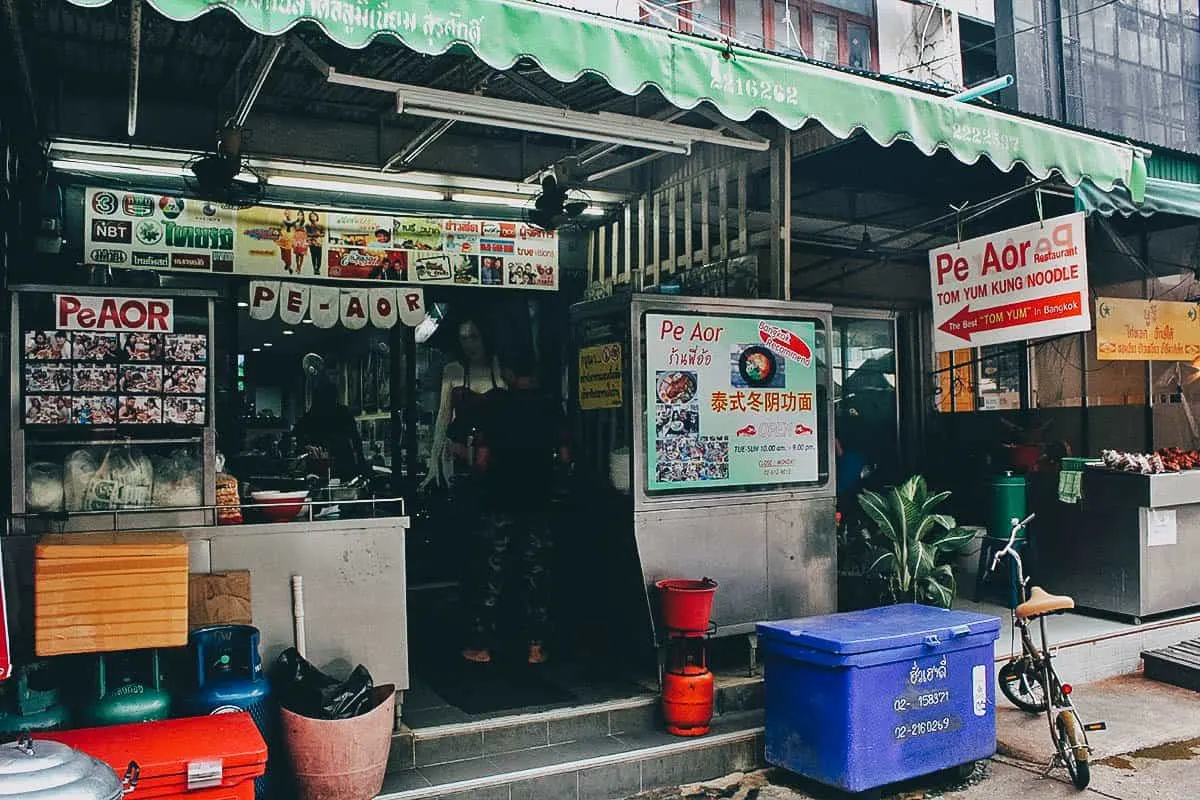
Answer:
[989, 512, 1035, 574]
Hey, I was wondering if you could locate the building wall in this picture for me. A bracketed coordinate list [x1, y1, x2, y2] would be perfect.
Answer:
[877, 0, 964, 87]
[996, 0, 1200, 154]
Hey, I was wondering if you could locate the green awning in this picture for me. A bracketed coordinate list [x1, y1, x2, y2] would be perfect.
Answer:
[1076, 177, 1200, 219]
[68, 0, 1145, 201]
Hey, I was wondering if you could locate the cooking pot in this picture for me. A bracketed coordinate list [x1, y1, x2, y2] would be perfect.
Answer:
[0, 736, 138, 799]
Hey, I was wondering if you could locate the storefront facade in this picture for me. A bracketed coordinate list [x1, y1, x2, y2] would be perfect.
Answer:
[3, 0, 1183, 755]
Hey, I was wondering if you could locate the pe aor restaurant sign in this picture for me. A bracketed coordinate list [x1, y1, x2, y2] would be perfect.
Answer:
[1096, 298, 1200, 361]
[83, 187, 560, 290]
[645, 313, 818, 492]
[929, 212, 1090, 353]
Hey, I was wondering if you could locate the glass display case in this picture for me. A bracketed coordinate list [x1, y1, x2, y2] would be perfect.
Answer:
[10, 287, 217, 532]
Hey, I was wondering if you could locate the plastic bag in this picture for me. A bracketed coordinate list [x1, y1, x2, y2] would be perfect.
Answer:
[270, 647, 374, 720]
[26, 462, 65, 513]
[151, 448, 203, 507]
[81, 447, 153, 510]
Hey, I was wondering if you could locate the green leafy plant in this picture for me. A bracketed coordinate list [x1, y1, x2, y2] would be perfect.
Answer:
[858, 475, 976, 609]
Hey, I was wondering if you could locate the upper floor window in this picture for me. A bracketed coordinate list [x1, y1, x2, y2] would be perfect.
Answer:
[768, 0, 878, 70]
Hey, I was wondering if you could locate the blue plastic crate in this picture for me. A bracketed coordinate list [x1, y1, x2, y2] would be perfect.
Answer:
[757, 604, 1001, 794]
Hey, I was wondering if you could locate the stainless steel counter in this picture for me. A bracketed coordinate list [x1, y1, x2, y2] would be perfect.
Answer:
[1041, 469, 1200, 621]
[178, 515, 410, 694]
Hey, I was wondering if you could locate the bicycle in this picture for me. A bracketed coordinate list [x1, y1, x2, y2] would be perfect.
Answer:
[990, 513, 1107, 790]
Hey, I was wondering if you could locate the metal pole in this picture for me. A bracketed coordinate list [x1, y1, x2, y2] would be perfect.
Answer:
[231, 37, 286, 128]
[126, 0, 142, 137]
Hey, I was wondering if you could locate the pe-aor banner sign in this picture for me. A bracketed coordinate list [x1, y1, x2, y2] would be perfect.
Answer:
[929, 212, 1090, 353]
[84, 188, 559, 291]
[645, 313, 819, 492]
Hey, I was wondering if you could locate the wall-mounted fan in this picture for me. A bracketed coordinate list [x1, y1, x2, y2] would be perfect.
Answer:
[182, 125, 265, 208]
[526, 173, 588, 232]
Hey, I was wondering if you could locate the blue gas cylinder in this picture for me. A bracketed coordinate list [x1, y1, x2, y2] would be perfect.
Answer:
[177, 625, 275, 800]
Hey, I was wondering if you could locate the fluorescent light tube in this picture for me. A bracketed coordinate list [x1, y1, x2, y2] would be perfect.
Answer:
[396, 103, 691, 155]
[51, 159, 184, 178]
[450, 192, 527, 207]
[268, 175, 445, 201]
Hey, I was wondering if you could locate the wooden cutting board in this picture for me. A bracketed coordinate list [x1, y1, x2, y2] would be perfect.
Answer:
[35, 532, 189, 656]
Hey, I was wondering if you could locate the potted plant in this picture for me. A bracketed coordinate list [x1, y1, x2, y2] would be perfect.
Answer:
[858, 475, 976, 609]
[836, 512, 882, 612]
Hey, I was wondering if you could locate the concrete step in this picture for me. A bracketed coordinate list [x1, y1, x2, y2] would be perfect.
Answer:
[380, 708, 764, 800]
[1142, 638, 1200, 691]
[391, 674, 763, 770]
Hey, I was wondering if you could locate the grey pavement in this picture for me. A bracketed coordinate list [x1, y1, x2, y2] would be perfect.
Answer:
[631, 673, 1200, 800]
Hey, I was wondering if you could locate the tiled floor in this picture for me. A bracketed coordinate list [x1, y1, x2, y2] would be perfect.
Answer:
[401, 664, 658, 729]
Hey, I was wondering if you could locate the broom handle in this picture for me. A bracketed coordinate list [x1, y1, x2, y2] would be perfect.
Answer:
[291, 575, 307, 658]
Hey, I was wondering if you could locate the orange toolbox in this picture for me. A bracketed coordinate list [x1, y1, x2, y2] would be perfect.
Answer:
[38, 712, 266, 799]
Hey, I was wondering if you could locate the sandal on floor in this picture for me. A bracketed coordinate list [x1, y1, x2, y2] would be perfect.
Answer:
[461, 647, 491, 663]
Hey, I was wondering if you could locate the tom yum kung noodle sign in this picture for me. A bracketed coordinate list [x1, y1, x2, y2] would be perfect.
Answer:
[929, 212, 1091, 353]
[644, 313, 819, 492]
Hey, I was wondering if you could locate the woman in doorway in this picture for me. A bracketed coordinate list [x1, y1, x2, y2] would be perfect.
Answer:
[422, 317, 506, 490]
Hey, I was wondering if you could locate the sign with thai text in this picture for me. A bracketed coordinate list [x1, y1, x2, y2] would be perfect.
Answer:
[930, 212, 1090, 352]
[644, 313, 818, 492]
[55, 295, 174, 332]
[1096, 297, 1200, 361]
[579, 343, 623, 410]
[84, 187, 559, 291]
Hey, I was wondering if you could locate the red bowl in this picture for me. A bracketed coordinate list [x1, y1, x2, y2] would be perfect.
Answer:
[254, 491, 307, 523]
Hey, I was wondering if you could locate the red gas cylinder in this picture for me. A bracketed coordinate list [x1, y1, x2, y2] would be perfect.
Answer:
[662, 666, 714, 737]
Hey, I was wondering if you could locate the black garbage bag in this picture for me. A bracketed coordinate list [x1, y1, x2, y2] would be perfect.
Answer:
[270, 647, 375, 719]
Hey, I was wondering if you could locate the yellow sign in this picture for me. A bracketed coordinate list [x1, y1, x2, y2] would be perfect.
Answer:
[579, 343, 623, 410]
[1096, 298, 1200, 361]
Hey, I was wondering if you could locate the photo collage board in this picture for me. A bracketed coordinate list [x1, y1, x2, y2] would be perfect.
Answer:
[21, 323, 209, 428]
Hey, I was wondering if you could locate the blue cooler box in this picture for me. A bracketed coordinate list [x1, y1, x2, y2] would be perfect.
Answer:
[757, 604, 1001, 794]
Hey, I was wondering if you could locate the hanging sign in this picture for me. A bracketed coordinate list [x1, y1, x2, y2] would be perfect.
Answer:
[84, 188, 559, 290]
[1096, 298, 1200, 361]
[644, 313, 819, 492]
[579, 343, 623, 410]
[249, 281, 426, 329]
[930, 212, 1090, 353]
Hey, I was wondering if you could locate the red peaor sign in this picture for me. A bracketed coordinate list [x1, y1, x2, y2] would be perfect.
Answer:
[928, 212, 1090, 352]
[55, 294, 175, 332]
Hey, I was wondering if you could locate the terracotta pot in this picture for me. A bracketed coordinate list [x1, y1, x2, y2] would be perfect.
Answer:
[280, 685, 396, 800]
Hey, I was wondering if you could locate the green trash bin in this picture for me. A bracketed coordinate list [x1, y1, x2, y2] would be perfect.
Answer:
[989, 472, 1027, 543]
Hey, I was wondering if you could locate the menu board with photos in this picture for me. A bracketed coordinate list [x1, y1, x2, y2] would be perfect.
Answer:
[20, 300, 209, 428]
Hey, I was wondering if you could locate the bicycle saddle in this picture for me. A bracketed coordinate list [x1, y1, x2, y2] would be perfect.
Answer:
[1015, 586, 1076, 620]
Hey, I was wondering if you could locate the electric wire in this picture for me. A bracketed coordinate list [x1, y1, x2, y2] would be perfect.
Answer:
[887, 0, 1124, 78]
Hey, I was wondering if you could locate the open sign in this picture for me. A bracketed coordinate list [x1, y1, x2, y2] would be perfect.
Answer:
[56, 294, 174, 332]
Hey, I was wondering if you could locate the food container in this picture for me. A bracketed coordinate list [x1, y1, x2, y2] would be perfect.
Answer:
[0, 735, 137, 799]
[251, 490, 308, 523]
[41, 713, 265, 800]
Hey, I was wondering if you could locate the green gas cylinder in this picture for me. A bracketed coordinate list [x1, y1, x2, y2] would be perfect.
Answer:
[989, 472, 1028, 542]
[0, 661, 70, 736]
[74, 649, 171, 727]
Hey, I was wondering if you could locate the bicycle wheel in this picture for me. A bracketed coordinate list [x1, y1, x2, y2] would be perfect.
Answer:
[999, 659, 1047, 713]
[1054, 709, 1091, 790]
